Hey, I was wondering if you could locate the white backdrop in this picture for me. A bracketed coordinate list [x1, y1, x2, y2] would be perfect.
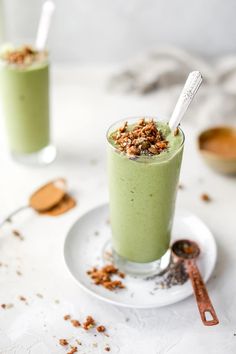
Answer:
[2, 0, 236, 63]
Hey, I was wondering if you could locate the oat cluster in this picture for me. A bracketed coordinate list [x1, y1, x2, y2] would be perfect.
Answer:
[59, 339, 68, 346]
[96, 325, 106, 333]
[201, 193, 211, 202]
[63, 314, 104, 331]
[111, 118, 168, 157]
[67, 347, 78, 354]
[71, 319, 81, 328]
[82, 315, 96, 330]
[1, 45, 47, 66]
[60, 314, 108, 353]
[87, 264, 125, 291]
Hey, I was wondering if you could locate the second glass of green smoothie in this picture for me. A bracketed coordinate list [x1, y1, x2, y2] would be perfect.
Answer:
[0, 44, 56, 165]
[107, 117, 184, 275]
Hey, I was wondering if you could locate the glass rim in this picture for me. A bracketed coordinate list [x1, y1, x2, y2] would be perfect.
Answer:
[106, 116, 185, 162]
[0, 58, 49, 71]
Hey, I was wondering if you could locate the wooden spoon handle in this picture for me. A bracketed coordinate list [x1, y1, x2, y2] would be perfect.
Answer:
[186, 260, 219, 326]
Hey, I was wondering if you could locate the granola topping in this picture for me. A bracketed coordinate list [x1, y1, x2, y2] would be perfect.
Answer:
[87, 264, 125, 291]
[110, 119, 169, 157]
[1, 45, 48, 67]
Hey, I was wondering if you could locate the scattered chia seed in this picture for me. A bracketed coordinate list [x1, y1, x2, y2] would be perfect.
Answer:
[147, 259, 189, 290]
[129, 156, 139, 161]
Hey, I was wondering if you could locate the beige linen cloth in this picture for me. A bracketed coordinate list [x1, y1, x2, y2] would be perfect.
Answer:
[109, 46, 236, 127]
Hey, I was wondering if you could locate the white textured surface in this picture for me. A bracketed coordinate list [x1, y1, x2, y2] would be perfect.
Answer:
[2, 0, 236, 62]
[0, 66, 235, 353]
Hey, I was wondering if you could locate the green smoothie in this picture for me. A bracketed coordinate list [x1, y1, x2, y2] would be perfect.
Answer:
[0, 45, 50, 154]
[107, 118, 184, 264]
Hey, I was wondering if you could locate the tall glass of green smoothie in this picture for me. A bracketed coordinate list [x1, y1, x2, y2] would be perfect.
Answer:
[107, 117, 184, 275]
[0, 44, 56, 165]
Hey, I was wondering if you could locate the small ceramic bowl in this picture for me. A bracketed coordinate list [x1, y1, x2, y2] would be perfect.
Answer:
[198, 126, 236, 175]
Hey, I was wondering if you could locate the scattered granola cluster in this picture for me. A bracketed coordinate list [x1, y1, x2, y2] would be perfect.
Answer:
[1, 45, 47, 66]
[201, 193, 211, 202]
[82, 315, 95, 330]
[110, 118, 169, 157]
[71, 319, 81, 328]
[64, 314, 106, 333]
[64, 314, 81, 328]
[59, 339, 80, 354]
[96, 325, 106, 333]
[64, 314, 71, 321]
[59, 339, 69, 346]
[87, 264, 125, 291]
[60, 315, 109, 353]
[67, 346, 78, 354]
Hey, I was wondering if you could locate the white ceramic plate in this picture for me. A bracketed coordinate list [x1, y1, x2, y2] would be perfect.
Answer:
[64, 204, 217, 309]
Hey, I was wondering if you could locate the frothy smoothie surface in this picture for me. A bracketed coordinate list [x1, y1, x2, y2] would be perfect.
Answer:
[108, 118, 184, 264]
